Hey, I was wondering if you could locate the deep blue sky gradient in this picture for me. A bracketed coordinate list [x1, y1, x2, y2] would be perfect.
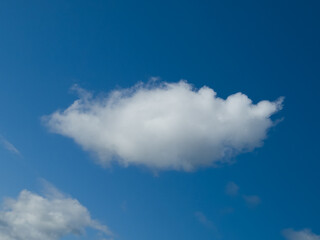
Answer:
[0, 1, 319, 239]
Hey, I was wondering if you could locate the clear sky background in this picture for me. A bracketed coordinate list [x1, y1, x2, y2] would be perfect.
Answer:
[0, 0, 319, 240]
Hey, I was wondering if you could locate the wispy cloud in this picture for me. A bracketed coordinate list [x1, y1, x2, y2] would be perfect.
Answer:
[195, 211, 216, 230]
[243, 195, 261, 207]
[282, 228, 320, 240]
[224, 182, 261, 208]
[195, 211, 220, 238]
[0, 135, 21, 156]
[120, 201, 127, 212]
[225, 182, 239, 196]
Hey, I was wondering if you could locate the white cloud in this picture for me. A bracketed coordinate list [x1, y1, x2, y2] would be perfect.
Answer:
[0, 135, 21, 156]
[242, 195, 261, 207]
[0, 187, 112, 240]
[44, 81, 283, 171]
[225, 182, 239, 196]
[282, 228, 320, 240]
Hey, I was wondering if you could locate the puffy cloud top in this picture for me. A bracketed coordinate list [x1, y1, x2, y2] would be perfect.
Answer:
[44, 81, 283, 171]
[0, 189, 111, 240]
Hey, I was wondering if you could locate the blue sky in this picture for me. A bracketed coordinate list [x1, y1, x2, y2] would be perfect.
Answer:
[0, 0, 319, 240]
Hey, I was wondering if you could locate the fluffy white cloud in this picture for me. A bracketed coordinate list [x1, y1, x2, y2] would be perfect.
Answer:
[282, 229, 320, 240]
[0, 188, 111, 240]
[44, 81, 283, 171]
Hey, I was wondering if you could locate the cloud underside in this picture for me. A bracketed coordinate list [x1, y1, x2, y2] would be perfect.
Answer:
[44, 81, 283, 171]
[0, 188, 111, 240]
[282, 229, 320, 240]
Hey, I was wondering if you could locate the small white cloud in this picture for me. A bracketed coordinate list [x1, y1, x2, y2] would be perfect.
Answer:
[0, 186, 112, 240]
[243, 195, 261, 207]
[282, 228, 320, 240]
[44, 81, 283, 171]
[225, 182, 239, 196]
[0, 135, 21, 156]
